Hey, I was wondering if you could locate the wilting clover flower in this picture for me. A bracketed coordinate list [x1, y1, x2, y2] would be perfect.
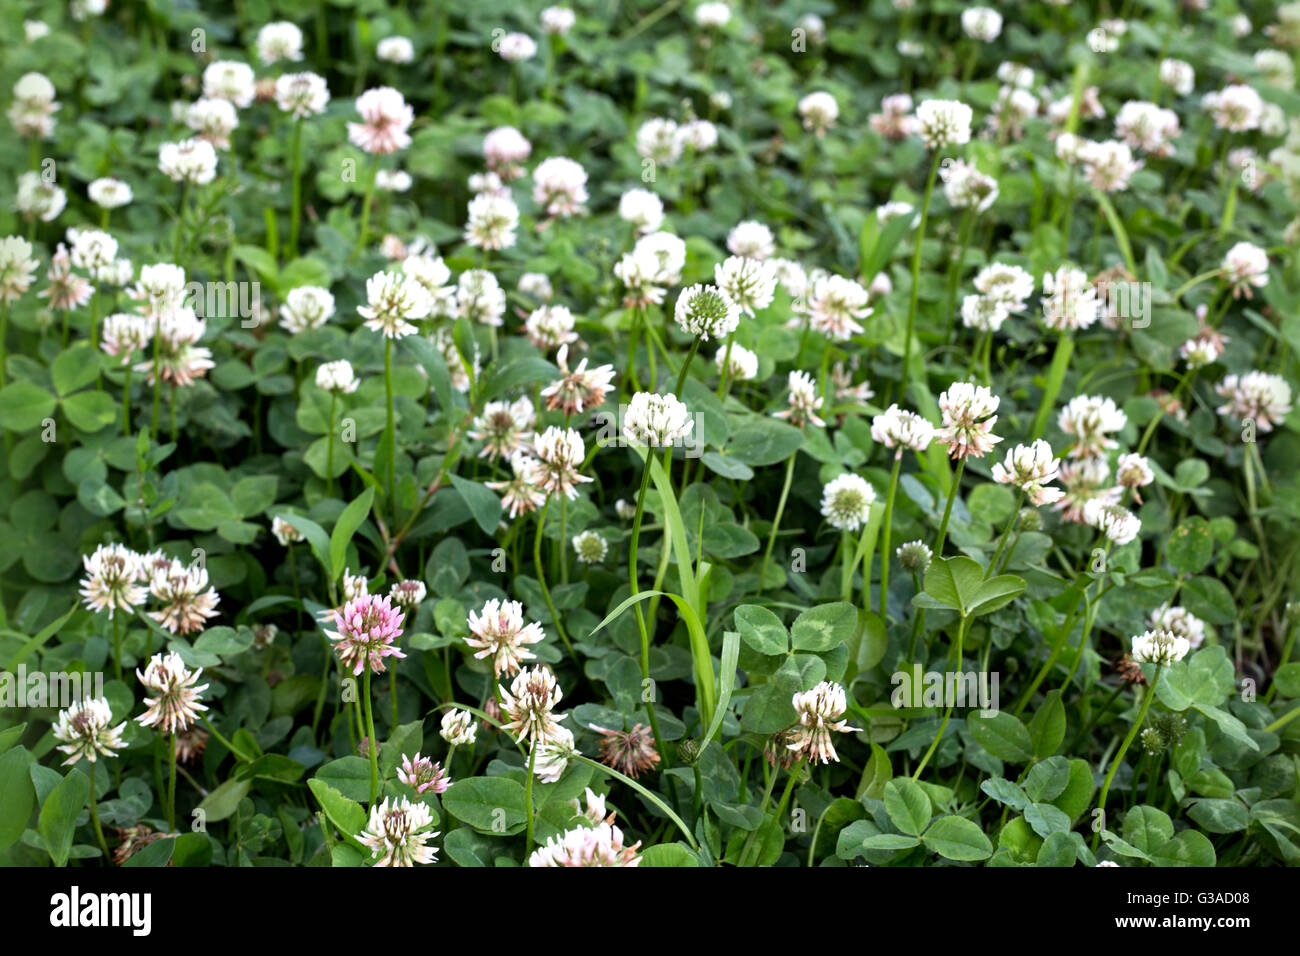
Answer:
[136, 652, 210, 735]
[389, 579, 427, 611]
[571, 787, 611, 826]
[541, 346, 615, 417]
[466, 599, 546, 678]
[528, 821, 642, 867]
[1058, 394, 1127, 460]
[528, 426, 594, 500]
[870, 92, 917, 140]
[1203, 84, 1264, 132]
[1215, 371, 1293, 431]
[53, 697, 126, 765]
[1042, 265, 1100, 331]
[775, 370, 826, 428]
[532, 724, 577, 783]
[961, 6, 1002, 41]
[348, 86, 414, 154]
[1084, 499, 1141, 546]
[1149, 605, 1207, 651]
[897, 540, 933, 574]
[618, 188, 665, 234]
[727, 220, 776, 260]
[136, 307, 215, 387]
[149, 559, 221, 635]
[716, 342, 759, 382]
[872, 404, 936, 455]
[359, 796, 439, 867]
[440, 708, 478, 746]
[464, 192, 519, 250]
[327, 593, 407, 676]
[1130, 628, 1190, 665]
[470, 397, 535, 460]
[397, 753, 450, 795]
[279, 285, 335, 333]
[274, 72, 329, 117]
[158, 138, 219, 185]
[1220, 242, 1269, 298]
[714, 256, 777, 318]
[572, 530, 608, 564]
[532, 156, 588, 217]
[623, 392, 694, 447]
[992, 440, 1066, 506]
[500, 666, 566, 746]
[40, 243, 93, 312]
[1115, 453, 1155, 502]
[0, 235, 39, 303]
[271, 515, 304, 547]
[798, 91, 839, 136]
[820, 474, 877, 532]
[674, 284, 740, 341]
[487, 452, 547, 520]
[937, 383, 1002, 460]
[79, 543, 145, 618]
[359, 270, 430, 337]
[593, 723, 660, 777]
[376, 36, 415, 63]
[316, 359, 360, 394]
[914, 99, 973, 149]
[524, 304, 577, 350]
[788, 682, 860, 765]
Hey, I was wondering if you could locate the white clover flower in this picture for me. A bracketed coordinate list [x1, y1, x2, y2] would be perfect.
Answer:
[528, 821, 642, 867]
[1078, 139, 1142, 192]
[871, 404, 936, 454]
[997, 62, 1035, 88]
[623, 391, 694, 447]
[53, 697, 126, 765]
[158, 138, 219, 185]
[695, 1, 731, 28]
[135, 651, 210, 733]
[961, 6, 1002, 41]
[532, 156, 588, 217]
[789, 682, 860, 764]
[798, 91, 839, 135]
[1041, 265, 1100, 332]
[1130, 628, 1190, 665]
[572, 530, 608, 563]
[348, 86, 414, 155]
[1215, 371, 1293, 431]
[820, 474, 877, 531]
[79, 543, 146, 618]
[464, 192, 519, 250]
[202, 60, 256, 107]
[470, 397, 535, 460]
[377, 36, 415, 63]
[131, 263, 188, 316]
[270, 515, 304, 547]
[804, 274, 871, 340]
[1148, 606, 1206, 651]
[1115, 453, 1154, 494]
[618, 188, 665, 234]
[359, 796, 439, 867]
[675, 283, 740, 340]
[937, 382, 1002, 460]
[256, 21, 303, 64]
[499, 666, 567, 745]
[896, 540, 933, 574]
[975, 263, 1035, 312]
[440, 708, 478, 746]
[915, 99, 973, 150]
[1116, 101, 1181, 157]
[541, 6, 576, 35]
[775, 370, 825, 428]
[1203, 84, 1264, 132]
[1255, 49, 1295, 87]
[88, 177, 132, 210]
[716, 342, 758, 381]
[376, 169, 412, 192]
[1083, 499, 1141, 545]
[275, 72, 330, 117]
[529, 426, 594, 499]
[678, 118, 718, 151]
[455, 268, 507, 327]
[24, 20, 50, 42]
[1221, 242, 1269, 297]
[714, 255, 777, 318]
[404, 253, 456, 315]
[943, 159, 999, 212]
[359, 270, 430, 337]
[961, 293, 1010, 332]
[727, 220, 776, 260]
[279, 285, 335, 333]
[637, 118, 683, 165]
[484, 126, 532, 178]
[498, 32, 538, 62]
[466, 599, 546, 678]
[992, 440, 1066, 506]
[519, 272, 554, 301]
[100, 313, 150, 363]
[1058, 395, 1127, 460]
[316, 359, 359, 394]
[68, 228, 118, 277]
[1159, 59, 1195, 97]
[532, 724, 577, 783]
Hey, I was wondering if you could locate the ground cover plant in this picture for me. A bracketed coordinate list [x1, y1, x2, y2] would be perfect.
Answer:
[1, 0, 1299, 870]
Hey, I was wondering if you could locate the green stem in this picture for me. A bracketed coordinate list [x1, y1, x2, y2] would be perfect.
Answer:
[879, 454, 903, 621]
[363, 667, 379, 806]
[534, 499, 577, 662]
[932, 456, 966, 558]
[757, 453, 797, 593]
[900, 152, 942, 403]
[1095, 666, 1162, 844]
[912, 614, 970, 779]
[289, 118, 303, 258]
[89, 761, 111, 863]
[1030, 333, 1074, 440]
